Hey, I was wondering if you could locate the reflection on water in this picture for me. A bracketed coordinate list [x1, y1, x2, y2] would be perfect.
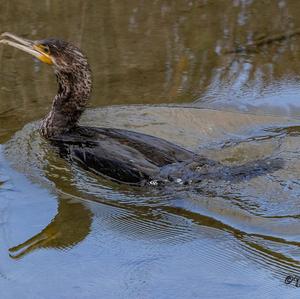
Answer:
[9, 198, 92, 259]
[2, 0, 300, 298]
[2, 1, 300, 142]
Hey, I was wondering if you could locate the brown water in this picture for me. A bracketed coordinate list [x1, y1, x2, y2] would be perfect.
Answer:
[2, 1, 300, 298]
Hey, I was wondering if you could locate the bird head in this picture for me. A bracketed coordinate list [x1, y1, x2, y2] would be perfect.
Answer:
[0, 32, 88, 73]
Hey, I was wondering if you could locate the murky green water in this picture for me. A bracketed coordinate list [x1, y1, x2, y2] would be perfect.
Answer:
[2, 1, 300, 298]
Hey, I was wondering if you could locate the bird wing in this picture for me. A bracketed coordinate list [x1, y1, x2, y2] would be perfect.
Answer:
[50, 126, 194, 185]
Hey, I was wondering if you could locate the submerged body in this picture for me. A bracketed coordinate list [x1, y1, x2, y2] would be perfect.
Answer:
[0, 33, 283, 185]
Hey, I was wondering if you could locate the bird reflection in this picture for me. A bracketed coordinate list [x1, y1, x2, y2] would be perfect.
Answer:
[8, 181, 300, 279]
[9, 198, 92, 259]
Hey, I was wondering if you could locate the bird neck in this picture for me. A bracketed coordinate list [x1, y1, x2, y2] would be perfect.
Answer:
[39, 67, 92, 139]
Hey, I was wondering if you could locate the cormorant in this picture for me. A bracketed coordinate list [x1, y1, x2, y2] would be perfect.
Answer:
[0, 33, 283, 185]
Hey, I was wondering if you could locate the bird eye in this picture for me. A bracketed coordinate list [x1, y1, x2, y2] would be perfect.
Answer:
[43, 46, 50, 54]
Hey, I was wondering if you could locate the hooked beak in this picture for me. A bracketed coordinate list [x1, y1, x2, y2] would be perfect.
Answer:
[0, 32, 53, 65]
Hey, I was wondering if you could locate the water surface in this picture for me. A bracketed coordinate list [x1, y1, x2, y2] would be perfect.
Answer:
[2, 1, 300, 298]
